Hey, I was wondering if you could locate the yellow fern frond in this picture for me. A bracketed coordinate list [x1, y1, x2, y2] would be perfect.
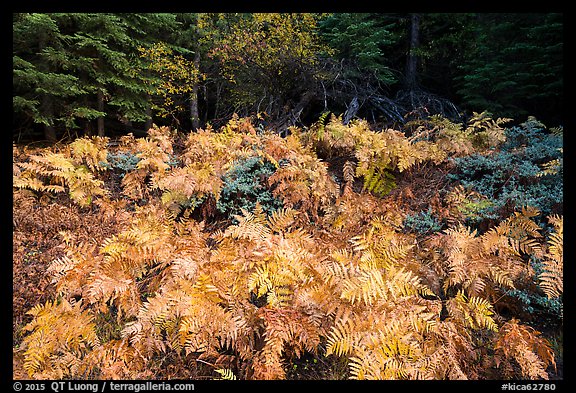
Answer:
[539, 215, 563, 298]
[326, 318, 360, 357]
[21, 298, 99, 378]
[447, 291, 498, 332]
[69, 136, 109, 172]
[358, 165, 396, 196]
[267, 207, 298, 234]
[224, 205, 271, 242]
[215, 368, 237, 380]
[387, 267, 437, 300]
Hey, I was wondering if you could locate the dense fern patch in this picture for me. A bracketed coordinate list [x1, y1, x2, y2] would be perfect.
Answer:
[13, 114, 562, 380]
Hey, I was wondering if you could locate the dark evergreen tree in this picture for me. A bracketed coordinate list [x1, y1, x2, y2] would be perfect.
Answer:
[13, 13, 179, 141]
[64, 13, 179, 136]
[456, 13, 563, 123]
[13, 13, 90, 142]
[318, 13, 399, 85]
[417, 13, 477, 102]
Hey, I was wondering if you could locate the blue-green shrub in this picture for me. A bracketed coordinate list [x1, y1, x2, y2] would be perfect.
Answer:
[506, 255, 563, 319]
[216, 156, 284, 220]
[402, 208, 444, 235]
[105, 151, 140, 175]
[448, 118, 563, 222]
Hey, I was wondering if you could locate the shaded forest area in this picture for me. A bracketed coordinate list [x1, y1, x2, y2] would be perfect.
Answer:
[13, 12, 564, 382]
[13, 13, 563, 143]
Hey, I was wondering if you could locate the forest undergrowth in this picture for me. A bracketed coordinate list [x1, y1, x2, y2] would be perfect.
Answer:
[12, 113, 563, 380]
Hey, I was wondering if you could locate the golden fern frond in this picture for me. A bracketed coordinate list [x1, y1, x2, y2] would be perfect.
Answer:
[348, 348, 381, 379]
[224, 204, 271, 242]
[191, 273, 223, 304]
[537, 150, 562, 178]
[505, 206, 542, 238]
[178, 315, 210, 353]
[69, 136, 109, 172]
[358, 165, 396, 196]
[268, 156, 339, 218]
[21, 298, 99, 378]
[85, 273, 140, 318]
[488, 266, 515, 290]
[447, 291, 498, 332]
[325, 317, 360, 357]
[156, 162, 223, 218]
[260, 307, 322, 360]
[15, 151, 108, 206]
[539, 215, 563, 298]
[121, 170, 147, 200]
[342, 160, 356, 195]
[134, 137, 171, 176]
[481, 206, 543, 258]
[146, 125, 174, 155]
[340, 269, 388, 306]
[13, 172, 66, 193]
[46, 241, 100, 300]
[84, 339, 146, 379]
[20, 152, 77, 177]
[549, 125, 563, 136]
[47, 255, 81, 289]
[408, 311, 439, 337]
[215, 368, 237, 380]
[170, 256, 200, 281]
[267, 207, 298, 234]
[66, 166, 108, 207]
[466, 111, 510, 149]
[344, 315, 429, 380]
[251, 350, 286, 380]
[387, 267, 437, 300]
[321, 250, 359, 288]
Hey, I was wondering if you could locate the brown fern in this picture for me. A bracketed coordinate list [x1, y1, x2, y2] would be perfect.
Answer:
[494, 319, 555, 379]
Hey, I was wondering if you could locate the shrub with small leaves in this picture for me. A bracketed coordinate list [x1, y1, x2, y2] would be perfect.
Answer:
[449, 117, 563, 223]
[217, 156, 284, 220]
[106, 152, 141, 175]
[402, 207, 444, 235]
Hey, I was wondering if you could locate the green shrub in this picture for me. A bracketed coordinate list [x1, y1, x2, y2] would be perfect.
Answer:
[402, 208, 444, 235]
[216, 156, 284, 220]
[449, 118, 563, 224]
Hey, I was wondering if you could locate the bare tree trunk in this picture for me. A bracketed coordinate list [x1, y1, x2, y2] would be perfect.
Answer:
[39, 31, 57, 143]
[41, 95, 57, 143]
[97, 89, 105, 137]
[343, 97, 360, 125]
[214, 82, 222, 120]
[84, 120, 93, 137]
[145, 94, 153, 131]
[190, 50, 201, 130]
[405, 13, 420, 90]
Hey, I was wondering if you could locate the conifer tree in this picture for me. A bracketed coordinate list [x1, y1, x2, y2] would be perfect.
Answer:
[456, 13, 562, 122]
[13, 13, 179, 141]
[13, 13, 89, 142]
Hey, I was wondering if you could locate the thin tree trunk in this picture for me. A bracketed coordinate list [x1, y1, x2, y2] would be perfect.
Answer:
[44, 126, 57, 143]
[41, 95, 57, 143]
[97, 89, 105, 137]
[405, 13, 420, 90]
[39, 30, 57, 143]
[85, 120, 93, 137]
[145, 94, 153, 131]
[214, 82, 222, 120]
[190, 50, 201, 130]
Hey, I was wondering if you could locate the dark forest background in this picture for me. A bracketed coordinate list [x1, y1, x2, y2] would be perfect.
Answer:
[13, 13, 563, 143]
